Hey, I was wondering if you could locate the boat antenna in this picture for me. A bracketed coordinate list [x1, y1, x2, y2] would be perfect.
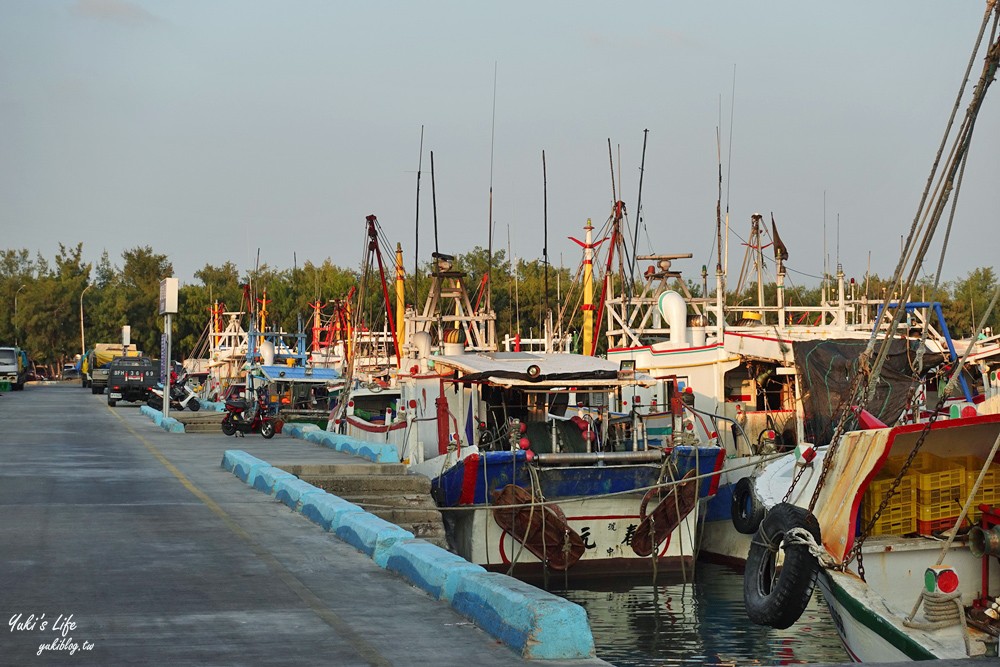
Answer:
[630, 129, 649, 283]
[823, 190, 828, 294]
[487, 62, 497, 312]
[431, 150, 439, 258]
[724, 64, 736, 280]
[507, 224, 513, 335]
[543, 149, 549, 312]
[414, 125, 424, 308]
[716, 124, 723, 273]
[607, 138, 617, 205]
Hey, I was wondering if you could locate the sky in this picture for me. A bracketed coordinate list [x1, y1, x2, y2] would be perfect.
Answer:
[1, 1, 997, 290]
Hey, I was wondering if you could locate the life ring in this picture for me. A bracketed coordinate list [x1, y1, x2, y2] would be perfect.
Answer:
[743, 502, 821, 630]
[730, 477, 766, 535]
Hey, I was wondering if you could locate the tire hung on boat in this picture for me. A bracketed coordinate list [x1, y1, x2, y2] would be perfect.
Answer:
[730, 476, 766, 535]
[743, 502, 821, 630]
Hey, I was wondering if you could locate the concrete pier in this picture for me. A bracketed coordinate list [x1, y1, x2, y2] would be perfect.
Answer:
[0, 384, 608, 665]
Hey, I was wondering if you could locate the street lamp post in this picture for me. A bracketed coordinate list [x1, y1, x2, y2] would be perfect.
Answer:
[14, 284, 26, 346]
[80, 283, 93, 357]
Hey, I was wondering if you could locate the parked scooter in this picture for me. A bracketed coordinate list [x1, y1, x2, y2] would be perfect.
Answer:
[147, 368, 202, 412]
[221, 388, 276, 439]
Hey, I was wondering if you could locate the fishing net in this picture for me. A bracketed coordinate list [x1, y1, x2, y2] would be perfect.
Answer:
[793, 338, 942, 446]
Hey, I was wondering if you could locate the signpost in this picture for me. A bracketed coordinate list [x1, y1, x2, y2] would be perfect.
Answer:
[159, 278, 178, 419]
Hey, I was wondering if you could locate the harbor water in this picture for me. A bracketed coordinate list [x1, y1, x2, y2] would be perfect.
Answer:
[553, 562, 850, 666]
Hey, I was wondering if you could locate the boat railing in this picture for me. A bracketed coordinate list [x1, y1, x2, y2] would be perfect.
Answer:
[680, 403, 757, 456]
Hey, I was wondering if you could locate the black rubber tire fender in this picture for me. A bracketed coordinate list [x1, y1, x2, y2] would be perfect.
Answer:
[187, 399, 201, 412]
[221, 415, 237, 437]
[743, 502, 821, 630]
[260, 420, 276, 439]
[731, 477, 766, 535]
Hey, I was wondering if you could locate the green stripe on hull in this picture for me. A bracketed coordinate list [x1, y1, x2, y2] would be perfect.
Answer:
[821, 571, 937, 660]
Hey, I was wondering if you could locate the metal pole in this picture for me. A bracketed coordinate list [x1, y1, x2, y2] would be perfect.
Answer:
[164, 313, 172, 420]
[15, 284, 26, 346]
[79, 283, 92, 356]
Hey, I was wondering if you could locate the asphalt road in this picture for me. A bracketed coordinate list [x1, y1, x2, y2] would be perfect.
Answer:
[0, 383, 602, 666]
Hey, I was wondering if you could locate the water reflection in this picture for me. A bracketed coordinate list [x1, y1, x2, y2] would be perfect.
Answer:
[552, 563, 849, 666]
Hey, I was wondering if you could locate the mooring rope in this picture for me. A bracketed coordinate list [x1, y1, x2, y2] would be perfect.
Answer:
[904, 590, 971, 655]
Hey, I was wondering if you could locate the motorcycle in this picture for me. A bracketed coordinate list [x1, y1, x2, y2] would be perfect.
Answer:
[147, 369, 202, 412]
[221, 389, 277, 439]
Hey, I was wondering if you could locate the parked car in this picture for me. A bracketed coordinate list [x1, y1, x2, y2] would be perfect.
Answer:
[61, 364, 80, 380]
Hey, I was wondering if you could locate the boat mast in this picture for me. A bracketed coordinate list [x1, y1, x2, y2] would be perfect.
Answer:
[395, 243, 406, 355]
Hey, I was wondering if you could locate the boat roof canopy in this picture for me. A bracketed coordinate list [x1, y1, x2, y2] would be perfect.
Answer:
[433, 351, 655, 388]
[259, 365, 341, 384]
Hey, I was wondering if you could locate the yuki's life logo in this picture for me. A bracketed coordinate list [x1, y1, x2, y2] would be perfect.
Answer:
[8, 613, 96, 656]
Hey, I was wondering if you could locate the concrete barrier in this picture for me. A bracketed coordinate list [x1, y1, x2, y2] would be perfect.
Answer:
[450, 571, 596, 660]
[220, 450, 595, 661]
[140, 405, 163, 426]
[159, 417, 184, 433]
[139, 405, 185, 433]
[281, 423, 319, 439]
[384, 539, 486, 602]
[222, 450, 270, 482]
[273, 476, 324, 510]
[198, 399, 226, 412]
[334, 511, 414, 567]
[248, 465, 297, 495]
[300, 492, 364, 531]
[306, 431, 400, 463]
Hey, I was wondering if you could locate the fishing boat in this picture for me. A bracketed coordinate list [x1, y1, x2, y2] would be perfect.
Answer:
[334, 238, 725, 578]
[559, 208, 976, 566]
[414, 346, 725, 579]
[747, 413, 1000, 660]
[739, 6, 1000, 659]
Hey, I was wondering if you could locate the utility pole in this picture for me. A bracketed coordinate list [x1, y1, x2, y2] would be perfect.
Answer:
[15, 284, 26, 346]
[79, 283, 93, 356]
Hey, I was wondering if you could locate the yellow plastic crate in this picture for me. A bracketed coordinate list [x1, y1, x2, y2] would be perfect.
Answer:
[886, 453, 966, 505]
[862, 472, 916, 536]
[949, 455, 1000, 522]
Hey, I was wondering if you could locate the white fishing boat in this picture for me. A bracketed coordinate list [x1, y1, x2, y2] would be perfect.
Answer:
[748, 413, 1000, 660]
[566, 210, 972, 566]
[739, 6, 1000, 659]
[333, 242, 724, 578]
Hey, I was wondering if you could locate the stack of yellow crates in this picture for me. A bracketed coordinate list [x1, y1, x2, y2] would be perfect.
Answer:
[861, 468, 916, 536]
[948, 455, 1000, 525]
[883, 453, 967, 534]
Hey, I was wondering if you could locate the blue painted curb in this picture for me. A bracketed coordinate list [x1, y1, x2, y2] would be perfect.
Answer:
[451, 572, 596, 660]
[139, 405, 185, 432]
[384, 539, 486, 602]
[334, 512, 414, 567]
[198, 399, 226, 412]
[249, 466, 297, 495]
[159, 417, 184, 433]
[222, 450, 270, 481]
[282, 423, 319, 439]
[273, 476, 324, 510]
[288, 429, 401, 464]
[219, 450, 595, 660]
[300, 493, 364, 530]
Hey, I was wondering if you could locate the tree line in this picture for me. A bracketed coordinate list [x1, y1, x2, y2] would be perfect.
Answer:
[1, 243, 996, 375]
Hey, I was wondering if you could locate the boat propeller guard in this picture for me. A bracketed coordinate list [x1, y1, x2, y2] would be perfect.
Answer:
[630, 469, 698, 557]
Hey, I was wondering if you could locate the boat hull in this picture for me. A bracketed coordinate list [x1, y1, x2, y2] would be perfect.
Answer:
[818, 568, 957, 662]
[443, 493, 700, 581]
